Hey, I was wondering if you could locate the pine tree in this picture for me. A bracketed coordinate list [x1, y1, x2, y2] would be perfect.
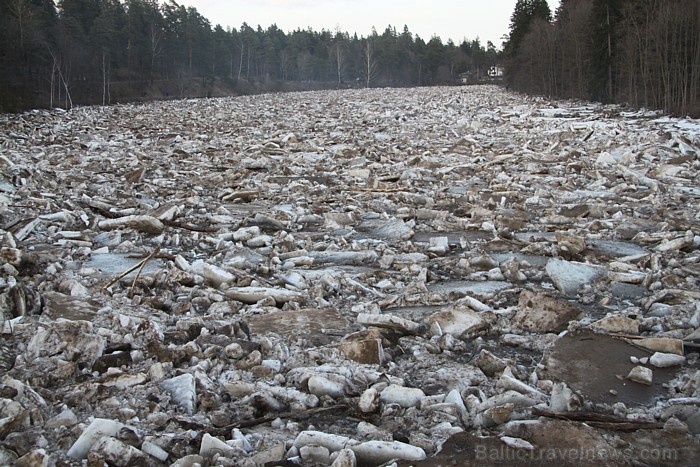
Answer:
[504, 0, 552, 90]
[589, 0, 621, 102]
[505, 0, 551, 57]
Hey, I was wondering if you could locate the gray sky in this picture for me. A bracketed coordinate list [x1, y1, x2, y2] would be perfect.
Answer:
[182, 0, 550, 47]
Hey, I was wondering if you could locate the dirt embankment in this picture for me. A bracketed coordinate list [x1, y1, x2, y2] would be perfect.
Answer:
[1, 77, 356, 113]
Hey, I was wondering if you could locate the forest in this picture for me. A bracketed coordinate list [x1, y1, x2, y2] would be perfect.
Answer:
[4, 1, 698, 116]
[0, 0, 500, 111]
[504, 0, 700, 116]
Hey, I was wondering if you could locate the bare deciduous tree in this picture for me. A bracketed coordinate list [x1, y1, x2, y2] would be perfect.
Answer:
[505, 0, 700, 115]
[364, 39, 379, 87]
[47, 46, 72, 110]
[8, 0, 33, 57]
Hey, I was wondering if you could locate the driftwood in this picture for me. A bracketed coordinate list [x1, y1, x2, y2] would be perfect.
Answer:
[345, 187, 412, 193]
[129, 246, 162, 297]
[224, 404, 349, 431]
[103, 246, 161, 290]
[83, 203, 122, 219]
[126, 253, 176, 261]
[531, 408, 664, 431]
[175, 405, 349, 436]
[162, 218, 219, 233]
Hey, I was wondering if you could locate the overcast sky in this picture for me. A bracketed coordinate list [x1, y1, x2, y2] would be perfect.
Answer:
[182, 0, 552, 48]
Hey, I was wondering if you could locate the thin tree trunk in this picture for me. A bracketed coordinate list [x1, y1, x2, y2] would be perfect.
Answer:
[50, 61, 56, 109]
[238, 44, 244, 79]
[692, 2, 700, 112]
[247, 46, 251, 78]
[607, 5, 613, 100]
[102, 50, 107, 106]
[60, 70, 72, 109]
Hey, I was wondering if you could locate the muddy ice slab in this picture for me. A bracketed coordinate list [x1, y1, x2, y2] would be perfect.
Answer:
[545, 259, 607, 296]
[401, 418, 700, 466]
[426, 280, 512, 300]
[86, 253, 165, 279]
[225, 286, 305, 305]
[587, 239, 648, 259]
[425, 305, 490, 338]
[513, 290, 583, 333]
[41, 291, 101, 321]
[539, 329, 680, 405]
[246, 308, 353, 347]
